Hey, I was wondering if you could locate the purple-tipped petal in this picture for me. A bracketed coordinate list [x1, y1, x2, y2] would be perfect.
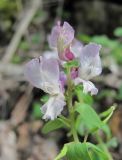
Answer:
[82, 80, 98, 95]
[78, 43, 102, 80]
[41, 94, 66, 120]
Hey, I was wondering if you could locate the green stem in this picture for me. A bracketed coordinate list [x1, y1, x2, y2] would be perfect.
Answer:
[67, 67, 79, 143]
[70, 108, 79, 142]
[59, 115, 70, 128]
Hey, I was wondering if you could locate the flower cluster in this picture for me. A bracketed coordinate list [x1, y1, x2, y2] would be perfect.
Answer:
[24, 21, 102, 120]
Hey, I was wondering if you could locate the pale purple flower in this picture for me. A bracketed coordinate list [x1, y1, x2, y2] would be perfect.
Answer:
[74, 43, 102, 95]
[48, 21, 75, 60]
[82, 80, 98, 95]
[74, 78, 98, 95]
[24, 21, 102, 121]
[78, 43, 102, 80]
[24, 56, 66, 120]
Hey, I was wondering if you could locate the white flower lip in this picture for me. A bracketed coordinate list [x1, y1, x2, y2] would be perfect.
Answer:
[41, 93, 66, 120]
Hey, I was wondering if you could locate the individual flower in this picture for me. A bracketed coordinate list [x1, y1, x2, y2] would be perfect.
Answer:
[24, 56, 66, 120]
[48, 21, 75, 61]
[74, 43, 102, 95]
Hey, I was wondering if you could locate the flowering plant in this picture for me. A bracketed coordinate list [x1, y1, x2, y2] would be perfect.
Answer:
[24, 21, 115, 160]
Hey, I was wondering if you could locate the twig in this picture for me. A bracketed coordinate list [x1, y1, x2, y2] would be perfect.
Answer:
[0, 62, 23, 77]
[2, 0, 42, 63]
[10, 85, 33, 126]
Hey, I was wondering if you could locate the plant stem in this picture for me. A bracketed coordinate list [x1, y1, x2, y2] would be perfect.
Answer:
[70, 108, 79, 142]
[67, 67, 79, 142]
[84, 133, 88, 142]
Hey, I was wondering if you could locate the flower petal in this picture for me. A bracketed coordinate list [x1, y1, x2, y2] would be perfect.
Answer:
[48, 22, 61, 48]
[60, 71, 67, 86]
[74, 77, 83, 85]
[24, 56, 43, 89]
[24, 57, 61, 95]
[62, 21, 74, 46]
[81, 43, 101, 57]
[41, 58, 60, 83]
[82, 80, 98, 95]
[70, 39, 83, 58]
[79, 43, 102, 80]
[41, 94, 66, 120]
[48, 21, 74, 53]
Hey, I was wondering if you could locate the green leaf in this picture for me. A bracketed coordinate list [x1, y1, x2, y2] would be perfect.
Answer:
[40, 94, 49, 103]
[55, 145, 68, 160]
[87, 143, 108, 160]
[56, 142, 108, 160]
[102, 106, 116, 124]
[78, 34, 91, 43]
[100, 106, 116, 119]
[117, 84, 122, 100]
[66, 142, 92, 160]
[91, 35, 109, 46]
[42, 118, 65, 134]
[112, 45, 122, 64]
[32, 102, 42, 119]
[58, 116, 70, 128]
[100, 124, 112, 140]
[75, 85, 93, 105]
[91, 35, 118, 49]
[19, 40, 29, 51]
[12, 55, 22, 64]
[31, 33, 41, 44]
[97, 143, 113, 160]
[76, 115, 89, 136]
[114, 27, 122, 37]
[75, 103, 103, 133]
